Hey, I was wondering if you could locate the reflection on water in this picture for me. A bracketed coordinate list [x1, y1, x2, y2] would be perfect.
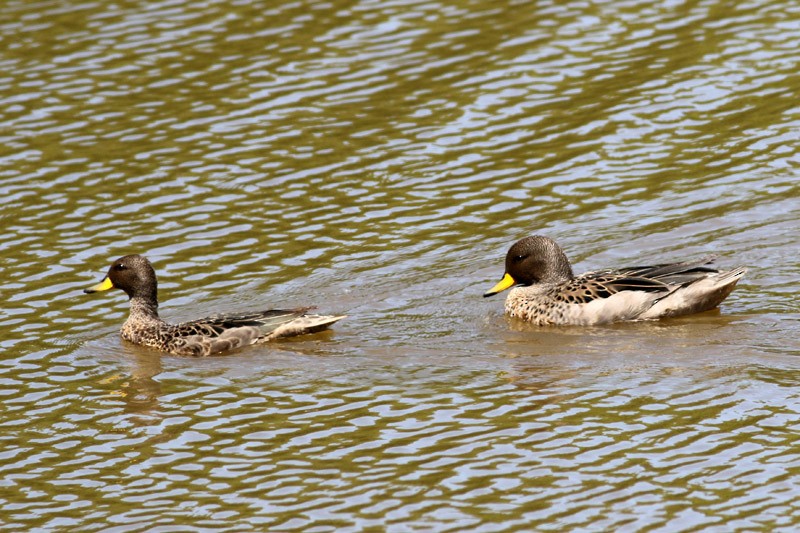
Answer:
[1, 0, 799, 529]
[114, 350, 164, 416]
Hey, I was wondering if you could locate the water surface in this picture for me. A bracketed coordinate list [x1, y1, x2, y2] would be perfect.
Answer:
[1, 0, 799, 530]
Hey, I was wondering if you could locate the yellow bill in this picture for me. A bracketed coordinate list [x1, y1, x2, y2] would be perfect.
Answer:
[84, 276, 115, 294]
[483, 272, 516, 297]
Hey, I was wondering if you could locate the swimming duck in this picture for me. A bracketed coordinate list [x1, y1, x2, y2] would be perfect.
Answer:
[484, 236, 746, 325]
[85, 254, 345, 356]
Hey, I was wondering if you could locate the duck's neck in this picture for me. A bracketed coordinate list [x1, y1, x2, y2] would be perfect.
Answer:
[544, 259, 574, 283]
[128, 295, 162, 323]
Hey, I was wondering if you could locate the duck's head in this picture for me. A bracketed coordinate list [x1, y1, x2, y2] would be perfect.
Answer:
[84, 254, 157, 300]
[483, 236, 574, 297]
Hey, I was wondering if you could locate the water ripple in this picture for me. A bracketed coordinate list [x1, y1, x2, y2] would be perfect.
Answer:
[2, 0, 800, 530]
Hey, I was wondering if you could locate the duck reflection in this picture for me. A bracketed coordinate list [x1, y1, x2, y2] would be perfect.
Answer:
[101, 346, 164, 417]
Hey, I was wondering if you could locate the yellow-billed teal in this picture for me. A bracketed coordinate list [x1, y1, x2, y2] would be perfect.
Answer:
[484, 236, 746, 325]
[85, 254, 345, 356]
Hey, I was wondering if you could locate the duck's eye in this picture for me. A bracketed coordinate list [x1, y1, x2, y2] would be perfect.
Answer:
[114, 263, 126, 271]
[513, 255, 525, 263]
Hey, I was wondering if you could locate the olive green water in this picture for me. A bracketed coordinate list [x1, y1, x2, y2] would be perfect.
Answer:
[2, 0, 799, 530]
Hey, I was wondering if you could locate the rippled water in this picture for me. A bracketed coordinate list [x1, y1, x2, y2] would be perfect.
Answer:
[2, 0, 799, 530]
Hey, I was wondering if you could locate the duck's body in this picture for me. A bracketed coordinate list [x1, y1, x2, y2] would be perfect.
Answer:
[484, 236, 746, 326]
[85, 255, 345, 356]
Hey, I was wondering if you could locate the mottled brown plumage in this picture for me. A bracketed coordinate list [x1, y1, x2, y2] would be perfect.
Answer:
[484, 236, 747, 325]
[85, 255, 345, 356]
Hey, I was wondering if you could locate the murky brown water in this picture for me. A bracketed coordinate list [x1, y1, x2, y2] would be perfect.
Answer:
[2, 0, 799, 530]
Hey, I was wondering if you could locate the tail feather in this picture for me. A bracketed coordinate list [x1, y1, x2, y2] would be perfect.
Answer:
[261, 314, 347, 341]
[252, 309, 309, 332]
[641, 266, 747, 319]
[713, 266, 748, 284]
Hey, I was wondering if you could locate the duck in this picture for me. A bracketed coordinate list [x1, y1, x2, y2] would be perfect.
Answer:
[84, 254, 345, 356]
[483, 236, 747, 325]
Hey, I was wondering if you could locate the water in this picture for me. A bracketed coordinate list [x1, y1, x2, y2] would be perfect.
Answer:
[1, 0, 799, 530]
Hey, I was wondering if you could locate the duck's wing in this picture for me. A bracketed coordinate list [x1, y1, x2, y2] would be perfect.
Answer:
[183, 308, 310, 337]
[563, 257, 723, 305]
[554, 273, 671, 305]
[613, 256, 720, 286]
[201, 307, 345, 339]
[168, 308, 345, 356]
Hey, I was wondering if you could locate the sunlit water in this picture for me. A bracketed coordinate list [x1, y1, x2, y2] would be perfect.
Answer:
[1, 0, 799, 530]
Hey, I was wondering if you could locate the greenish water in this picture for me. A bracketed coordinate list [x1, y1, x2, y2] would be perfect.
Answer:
[1, 0, 799, 530]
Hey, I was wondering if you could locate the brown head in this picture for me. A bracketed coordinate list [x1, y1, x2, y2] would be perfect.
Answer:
[84, 254, 158, 301]
[484, 236, 575, 297]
